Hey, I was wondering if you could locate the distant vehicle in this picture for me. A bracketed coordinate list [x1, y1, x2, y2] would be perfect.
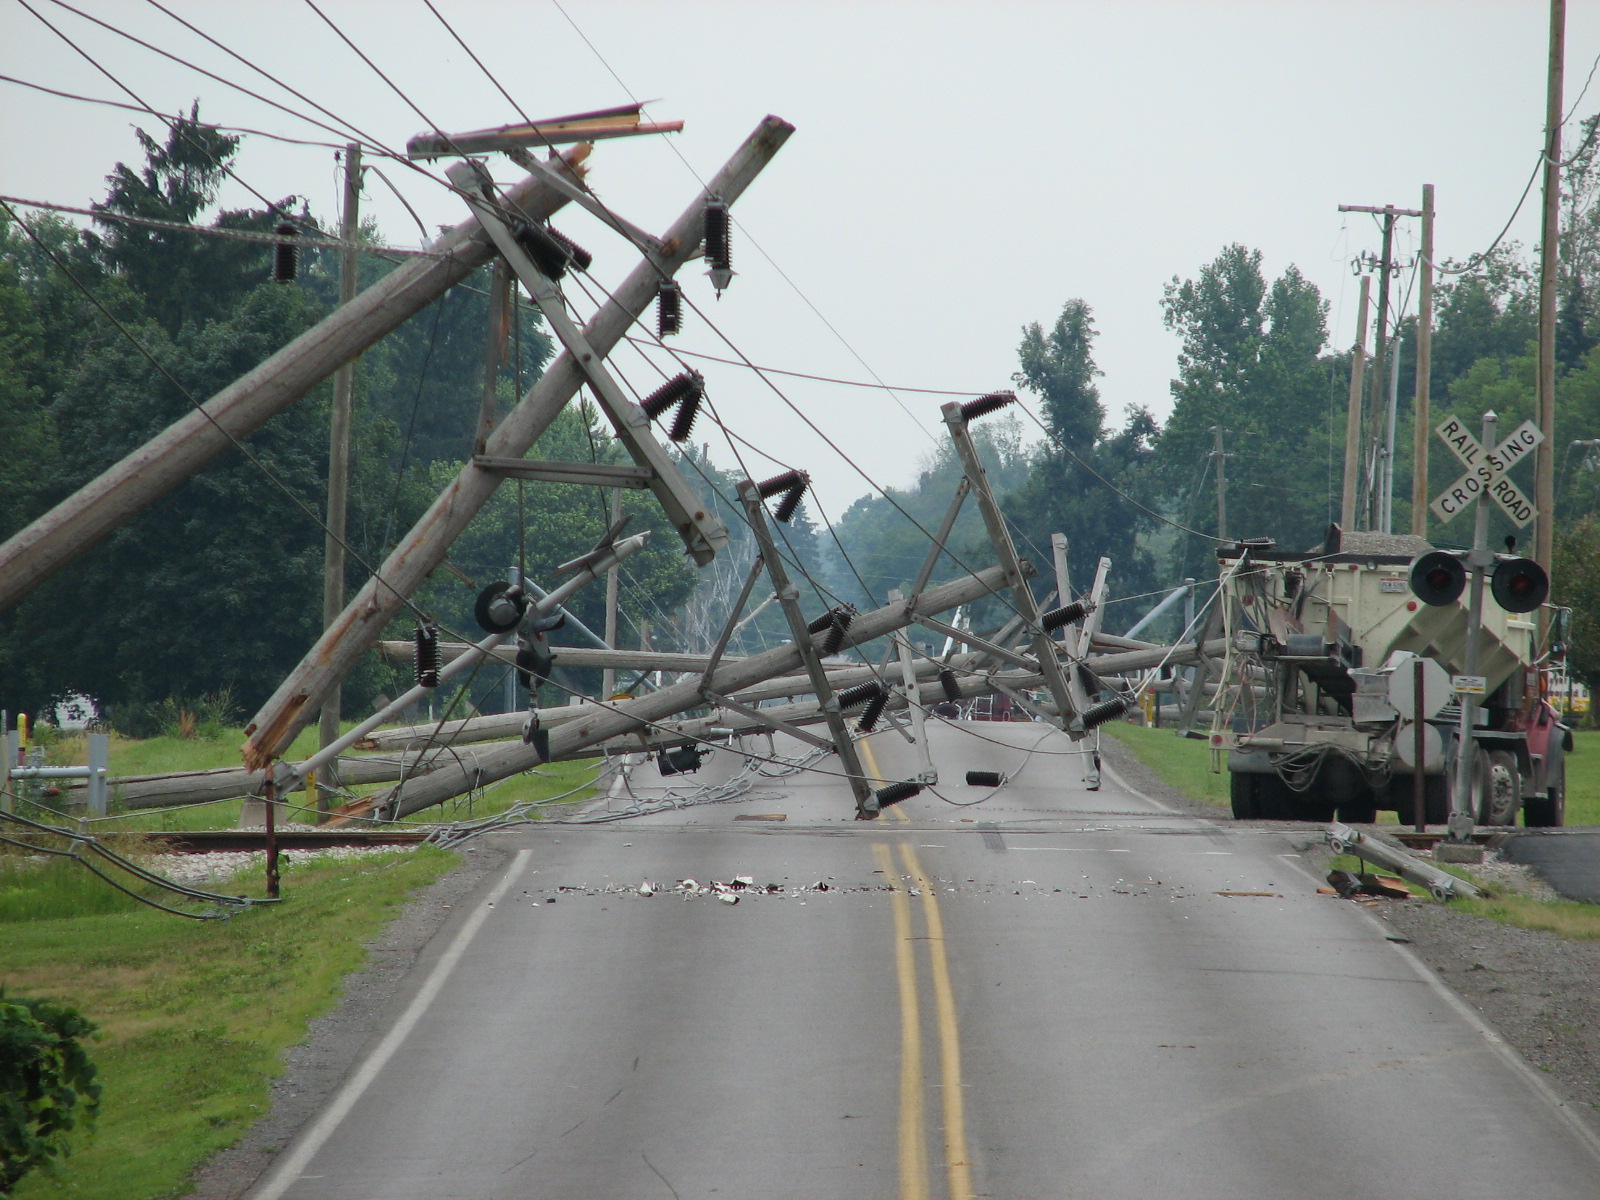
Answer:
[964, 692, 1017, 722]
[1211, 527, 1567, 827]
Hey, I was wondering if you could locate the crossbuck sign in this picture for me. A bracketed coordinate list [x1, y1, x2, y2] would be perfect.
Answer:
[1430, 416, 1544, 526]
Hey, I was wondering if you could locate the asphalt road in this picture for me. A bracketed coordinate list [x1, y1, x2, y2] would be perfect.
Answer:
[246, 720, 1600, 1200]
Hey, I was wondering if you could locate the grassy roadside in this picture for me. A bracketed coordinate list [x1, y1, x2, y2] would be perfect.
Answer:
[2, 727, 604, 1198]
[1103, 719, 1600, 940]
[2, 847, 458, 1200]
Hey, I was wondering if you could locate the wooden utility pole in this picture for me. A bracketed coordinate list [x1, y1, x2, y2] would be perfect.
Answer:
[244, 117, 794, 769]
[317, 142, 363, 817]
[1210, 425, 1228, 541]
[1411, 184, 1436, 538]
[1342, 275, 1371, 529]
[1338, 202, 1422, 527]
[1537, 0, 1566, 576]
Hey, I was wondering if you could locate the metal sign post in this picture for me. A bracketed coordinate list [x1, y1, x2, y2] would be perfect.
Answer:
[1435, 411, 1508, 842]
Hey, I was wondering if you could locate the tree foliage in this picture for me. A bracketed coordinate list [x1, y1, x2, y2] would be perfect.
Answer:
[0, 992, 100, 1193]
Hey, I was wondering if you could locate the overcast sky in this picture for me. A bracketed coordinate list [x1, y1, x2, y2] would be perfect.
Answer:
[4, 0, 1599, 525]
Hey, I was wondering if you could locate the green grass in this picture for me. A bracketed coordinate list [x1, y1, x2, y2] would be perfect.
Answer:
[1101, 722, 1228, 807]
[1, 845, 458, 1200]
[1564, 729, 1600, 826]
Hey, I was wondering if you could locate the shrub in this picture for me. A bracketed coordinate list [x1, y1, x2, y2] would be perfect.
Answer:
[0, 992, 101, 1193]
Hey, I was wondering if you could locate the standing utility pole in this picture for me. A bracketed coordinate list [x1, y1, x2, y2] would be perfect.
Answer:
[1210, 425, 1228, 542]
[1412, 184, 1436, 538]
[317, 143, 363, 815]
[1536, 0, 1566, 577]
[1339, 202, 1422, 527]
[1341, 275, 1371, 529]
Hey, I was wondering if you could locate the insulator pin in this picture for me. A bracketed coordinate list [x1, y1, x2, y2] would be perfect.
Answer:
[1082, 697, 1130, 730]
[1041, 600, 1093, 631]
[938, 669, 962, 702]
[657, 280, 683, 337]
[875, 781, 921, 809]
[754, 469, 808, 523]
[835, 682, 881, 709]
[414, 622, 439, 689]
[856, 688, 890, 733]
[959, 391, 1016, 422]
[273, 221, 298, 283]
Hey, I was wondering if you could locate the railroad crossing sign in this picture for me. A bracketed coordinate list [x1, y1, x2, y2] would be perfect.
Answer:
[1430, 415, 1544, 526]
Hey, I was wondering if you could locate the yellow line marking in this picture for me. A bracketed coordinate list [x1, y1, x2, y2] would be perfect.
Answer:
[874, 841, 928, 1200]
[901, 843, 974, 1200]
[859, 735, 911, 822]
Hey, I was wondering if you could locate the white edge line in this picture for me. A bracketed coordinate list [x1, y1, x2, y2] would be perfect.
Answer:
[1350, 899, 1600, 1163]
[246, 848, 535, 1200]
[1106, 748, 1600, 1160]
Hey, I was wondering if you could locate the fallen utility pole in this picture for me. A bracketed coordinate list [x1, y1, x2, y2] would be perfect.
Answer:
[942, 400, 1086, 735]
[0, 147, 586, 614]
[739, 478, 877, 816]
[242, 116, 794, 770]
[378, 562, 1015, 818]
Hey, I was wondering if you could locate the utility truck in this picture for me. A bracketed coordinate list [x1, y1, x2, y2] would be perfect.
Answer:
[1210, 526, 1567, 826]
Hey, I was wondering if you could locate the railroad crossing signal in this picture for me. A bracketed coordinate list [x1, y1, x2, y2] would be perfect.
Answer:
[1430, 416, 1544, 526]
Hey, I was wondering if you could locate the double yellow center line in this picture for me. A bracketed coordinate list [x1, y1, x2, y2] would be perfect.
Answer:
[858, 733, 972, 1198]
[871, 839, 974, 1200]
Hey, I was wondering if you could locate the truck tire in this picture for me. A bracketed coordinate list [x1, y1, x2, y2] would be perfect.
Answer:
[1525, 753, 1567, 827]
[1477, 750, 1522, 827]
[1230, 771, 1259, 820]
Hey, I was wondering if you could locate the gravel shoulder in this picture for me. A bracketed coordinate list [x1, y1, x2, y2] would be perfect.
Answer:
[1101, 734, 1600, 1131]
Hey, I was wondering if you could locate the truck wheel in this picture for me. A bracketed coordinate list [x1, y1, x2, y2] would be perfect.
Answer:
[1525, 754, 1567, 827]
[1230, 771, 1259, 820]
[1477, 750, 1522, 827]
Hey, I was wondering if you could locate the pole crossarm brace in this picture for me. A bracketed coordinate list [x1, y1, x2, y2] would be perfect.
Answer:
[0, 149, 591, 615]
[240, 116, 794, 770]
[377, 562, 1018, 818]
[942, 402, 1088, 736]
[447, 158, 728, 564]
[736, 481, 878, 817]
[1336, 203, 1424, 217]
[472, 456, 652, 489]
[914, 614, 1038, 672]
[702, 692, 837, 752]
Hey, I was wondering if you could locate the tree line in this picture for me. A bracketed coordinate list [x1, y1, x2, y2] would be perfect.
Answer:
[7, 109, 1600, 723]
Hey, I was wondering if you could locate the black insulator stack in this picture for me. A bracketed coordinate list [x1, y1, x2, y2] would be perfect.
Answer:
[668, 390, 702, 442]
[514, 221, 573, 279]
[273, 221, 298, 283]
[1041, 600, 1092, 632]
[707, 200, 732, 276]
[545, 226, 592, 272]
[856, 688, 890, 733]
[807, 609, 838, 634]
[657, 280, 683, 337]
[1082, 696, 1130, 730]
[414, 622, 439, 689]
[755, 469, 809, 523]
[959, 390, 1016, 422]
[835, 682, 881, 709]
[640, 372, 703, 420]
[875, 781, 921, 809]
[819, 610, 854, 656]
[939, 668, 962, 702]
[965, 769, 1004, 787]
